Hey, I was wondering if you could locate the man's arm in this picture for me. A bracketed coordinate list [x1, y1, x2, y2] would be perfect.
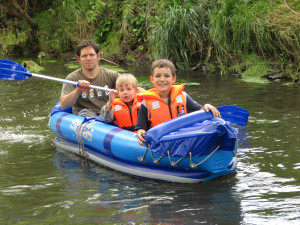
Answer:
[60, 80, 90, 110]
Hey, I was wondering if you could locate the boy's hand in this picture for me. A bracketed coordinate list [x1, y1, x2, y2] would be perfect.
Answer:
[137, 87, 146, 93]
[105, 90, 116, 110]
[201, 104, 221, 118]
[137, 129, 146, 146]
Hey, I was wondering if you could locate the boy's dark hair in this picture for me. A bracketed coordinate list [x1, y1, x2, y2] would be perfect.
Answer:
[76, 40, 100, 56]
[151, 59, 176, 77]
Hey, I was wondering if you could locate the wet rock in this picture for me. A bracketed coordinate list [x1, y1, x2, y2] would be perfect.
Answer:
[230, 70, 241, 78]
[22, 60, 44, 73]
[263, 73, 284, 81]
[270, 73, 284, 80]
[230, 73, 241, 78]
[62, 51, 77, 61]
[201, 65, 207, 74]
[189, 63, 201, 71]
[190, 66, 198, 71]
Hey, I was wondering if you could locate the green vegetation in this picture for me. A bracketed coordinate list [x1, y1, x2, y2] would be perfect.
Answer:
[100, 65, 127, 73]
[65, 61, 127, 73]
[0, 0, 299, 82]
[149, 2, 207, 69]
[231, 54, 271, 84]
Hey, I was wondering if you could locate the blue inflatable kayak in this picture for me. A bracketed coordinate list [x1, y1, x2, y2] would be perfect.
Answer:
[49, 103, 241, 183]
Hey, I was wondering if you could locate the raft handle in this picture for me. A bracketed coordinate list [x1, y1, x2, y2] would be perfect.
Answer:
[167, 151, 185, 167]
[189, 145, 220, 169]
[150, 151, 164, 164]
[138, 145, 149, 162]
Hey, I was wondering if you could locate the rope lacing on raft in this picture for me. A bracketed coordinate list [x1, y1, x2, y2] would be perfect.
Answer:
[167, 151, 185, 167]
[150, 150, 164, 164]
[138, 145, 149, 162]
[76, 120, 94, 160]
[189, 146, 220, 169]
[138, 144, 224, 169]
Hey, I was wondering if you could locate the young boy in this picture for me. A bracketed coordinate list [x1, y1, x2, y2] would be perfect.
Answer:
[100, 74, 143, 132]
[135, 59, 221, 146]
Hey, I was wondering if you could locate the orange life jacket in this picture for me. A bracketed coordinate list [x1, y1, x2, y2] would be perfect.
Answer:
[112, 97, 141, 132]
[137, 85, 187, 128]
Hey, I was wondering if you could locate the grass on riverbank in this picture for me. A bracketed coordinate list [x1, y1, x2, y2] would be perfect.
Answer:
[230, 55, 271, 84]
[65, 62, 127, 73]
[0, 0, 299, 83]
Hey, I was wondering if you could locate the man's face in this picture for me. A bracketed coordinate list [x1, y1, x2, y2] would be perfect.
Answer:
[78, 46, 100, 71]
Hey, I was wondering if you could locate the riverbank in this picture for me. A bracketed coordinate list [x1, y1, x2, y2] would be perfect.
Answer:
[0, 0, 299, 84]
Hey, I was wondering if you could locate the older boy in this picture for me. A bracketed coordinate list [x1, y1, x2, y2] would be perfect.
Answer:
[135, 59, 220, 145]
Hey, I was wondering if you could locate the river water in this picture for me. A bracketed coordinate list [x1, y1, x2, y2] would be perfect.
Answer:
[0, 61, 299, 225]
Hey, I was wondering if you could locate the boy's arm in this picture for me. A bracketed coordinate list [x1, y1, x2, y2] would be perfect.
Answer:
[105, 90, 116, 110]
[135, 104, 150, 146]
[100, 104, 114, 123]
[185, 93, 220, 117]
[137, 129, 146, 146]
[185, 93, 202, 113]
[135, 105, 150, 131]
[99, 89, 116, 123]
[201, 104, 221, 118]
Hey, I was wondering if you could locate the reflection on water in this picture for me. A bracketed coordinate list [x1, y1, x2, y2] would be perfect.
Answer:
[0, 62, 299, 224]
[236, 159, 300, 224]
[52, 150, 242, 224]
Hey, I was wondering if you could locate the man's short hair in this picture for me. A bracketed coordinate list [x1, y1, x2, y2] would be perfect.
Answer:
[76, 40, 100, 56]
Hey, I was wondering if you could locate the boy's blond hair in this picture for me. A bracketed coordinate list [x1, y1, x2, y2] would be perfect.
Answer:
[151, 59, 176, 77]
[116, 73, 138, 90]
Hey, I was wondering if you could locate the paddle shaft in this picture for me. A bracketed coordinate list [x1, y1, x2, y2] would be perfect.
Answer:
[30, 72, 115, 92]
[0, 59, 115, 92]
[0, 60, 249, 126]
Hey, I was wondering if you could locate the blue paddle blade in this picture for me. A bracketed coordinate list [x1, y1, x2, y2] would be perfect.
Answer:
[0, 59, 32, 80]
[217, 105, 249, 127]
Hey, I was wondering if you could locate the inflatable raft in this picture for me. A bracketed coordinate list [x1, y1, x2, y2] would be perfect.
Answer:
[0, 59, 248, 183]
[49, 104, 244, 183]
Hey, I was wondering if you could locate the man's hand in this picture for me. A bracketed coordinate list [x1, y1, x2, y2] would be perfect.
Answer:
[76, 80, 91, 93]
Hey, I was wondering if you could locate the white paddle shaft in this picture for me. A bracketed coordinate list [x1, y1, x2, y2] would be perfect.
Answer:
[31, 73, 116, 92]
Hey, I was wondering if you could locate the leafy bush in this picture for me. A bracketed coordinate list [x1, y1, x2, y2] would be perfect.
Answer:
[150, 2, 209, 69]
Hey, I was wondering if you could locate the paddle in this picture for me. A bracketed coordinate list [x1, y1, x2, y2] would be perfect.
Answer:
[0, 59, 115, 92]
[0, 59, 249, 126]
[217, 105, 249, 127]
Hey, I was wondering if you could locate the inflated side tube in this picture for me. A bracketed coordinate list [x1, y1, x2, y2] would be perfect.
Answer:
[49, 101, 72, 117]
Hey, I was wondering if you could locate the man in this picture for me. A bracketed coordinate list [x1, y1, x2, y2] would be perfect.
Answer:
[60, 40, 120, 117]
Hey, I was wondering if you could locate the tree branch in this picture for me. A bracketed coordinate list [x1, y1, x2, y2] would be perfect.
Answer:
[0, 4, 19, 18]
[9, 0, 38, 30]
